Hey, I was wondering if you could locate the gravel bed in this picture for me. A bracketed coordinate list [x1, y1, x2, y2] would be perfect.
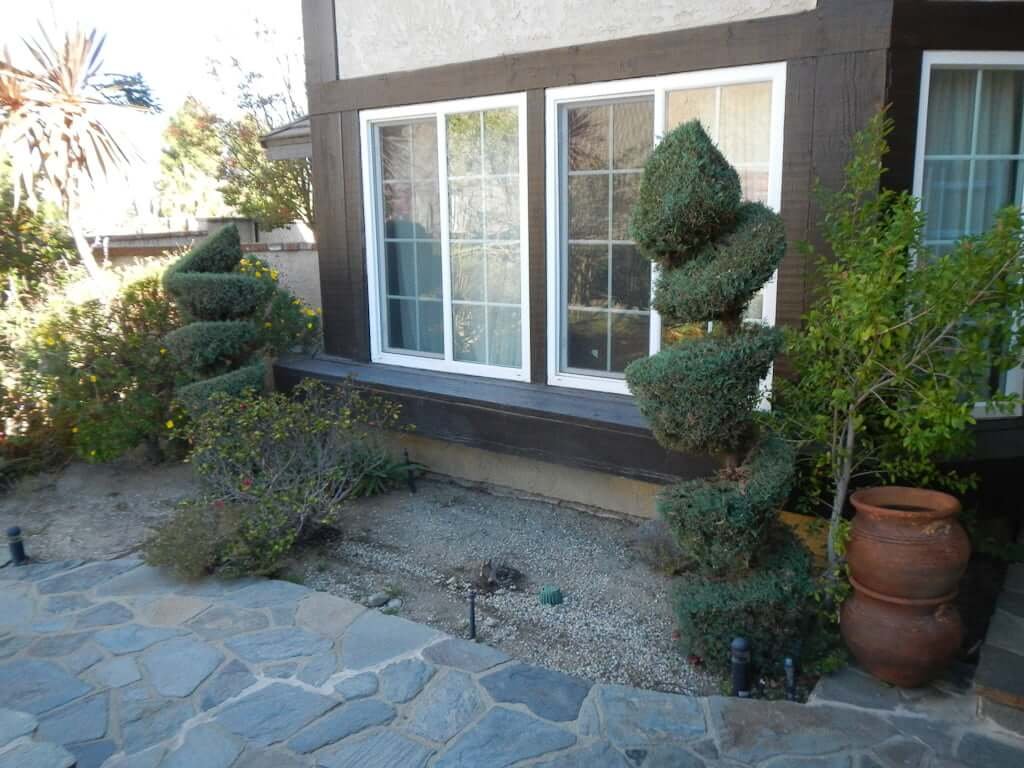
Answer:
[293, 479, 713, 695]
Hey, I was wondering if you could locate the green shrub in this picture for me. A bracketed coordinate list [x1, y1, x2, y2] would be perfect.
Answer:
[167, 223, 243, 275]
[653, 203, 786, 324]
[660, 436, 795, 573]
[674, 527, 815, 677]
[156, 378, 404, 576]
[627, 327, 781, 456]
[142, 500, 243, 579]
[630, 122, 741, 267]
[164, 321, 258, 376]
[25, 269, 182, 462]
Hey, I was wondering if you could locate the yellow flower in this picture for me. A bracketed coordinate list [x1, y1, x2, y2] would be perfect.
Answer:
[88, 375, 97, 383]
[72, 426, 79, 433]
[306, 323, 313, 329]
[264, 322, 272, 329]
[159, 348, 167, 355]
[293, 299, 301, 306]
[165, 420, 175, 429]
[89, 450, 96, 457]
[270, 270, 279, 280]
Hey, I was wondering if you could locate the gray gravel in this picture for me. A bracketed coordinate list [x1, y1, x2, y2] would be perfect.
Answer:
[293, 479, 713, 696]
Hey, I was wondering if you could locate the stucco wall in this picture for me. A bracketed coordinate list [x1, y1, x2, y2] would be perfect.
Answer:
[333, 0, 818, 79]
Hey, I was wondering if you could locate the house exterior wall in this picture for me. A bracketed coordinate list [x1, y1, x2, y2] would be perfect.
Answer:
[293, 0, 1024, 488]
[332, 0, 818, 79]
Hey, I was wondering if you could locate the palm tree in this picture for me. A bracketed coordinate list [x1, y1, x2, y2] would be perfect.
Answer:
[0, 24, 156, 281]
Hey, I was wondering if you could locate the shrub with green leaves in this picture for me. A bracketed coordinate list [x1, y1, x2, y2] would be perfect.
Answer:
[659, 437, 795, 574]
[161, 224, 320, 411]
[25, 269, 182, 462]
[630, 122, 741, 267]
[674, 527, 816, 677]
[148, 379, 406, 576]
[624, 120, 815, 680]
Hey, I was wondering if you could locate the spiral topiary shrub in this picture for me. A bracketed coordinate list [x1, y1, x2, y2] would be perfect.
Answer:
[624, 120, 813, 677]
[162, 225, 321, 412]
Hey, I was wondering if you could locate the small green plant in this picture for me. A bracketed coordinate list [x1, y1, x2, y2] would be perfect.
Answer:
[147, 378, 407, 576]
[774, 112, 1024, 568]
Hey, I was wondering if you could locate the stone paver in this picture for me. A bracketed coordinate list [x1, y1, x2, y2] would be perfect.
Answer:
[0, 556, 1021, 767]
[481, 662, 592, 721]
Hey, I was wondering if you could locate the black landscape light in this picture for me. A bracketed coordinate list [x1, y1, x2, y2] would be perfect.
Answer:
[468, 590, 477, 641]
[7, 526, 27, 566]
[731, 636, 751, 698]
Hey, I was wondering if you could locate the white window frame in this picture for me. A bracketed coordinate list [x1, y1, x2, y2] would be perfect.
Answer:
[913, 51, 1024, 418]
[360, 93, 531, 382]
[544, 62, 787, 395]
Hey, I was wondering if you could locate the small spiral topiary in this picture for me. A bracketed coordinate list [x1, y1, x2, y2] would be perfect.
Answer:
[162, 225, 320, 412]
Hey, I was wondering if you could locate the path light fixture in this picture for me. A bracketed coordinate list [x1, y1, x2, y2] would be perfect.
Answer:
[7, 526, 27, 566]
[730, 637, 751, 698]
[784, 656, 797, 701]
[404, 450, 417, 494]
[468, 590, 477, 641]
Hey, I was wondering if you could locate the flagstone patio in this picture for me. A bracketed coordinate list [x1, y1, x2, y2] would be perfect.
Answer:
[1, 558, 1022, 768]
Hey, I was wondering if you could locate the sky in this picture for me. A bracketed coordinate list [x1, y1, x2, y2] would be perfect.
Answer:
[4, 0, 307, 232]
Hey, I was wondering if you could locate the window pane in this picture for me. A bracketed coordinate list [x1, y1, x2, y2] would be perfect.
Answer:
[385, 242, 416, 296]
[488, 307, 521, 368]
[719, 82, 772, 164]
[925, 69, 977, 155]
[452, 243, 484, 301]
[666, 87, 717, 135]
[453, 304, 486, 363]
[568, 105, 609, 171]
[387, 298, 417, 350]
[737, 168, 770, 205]
[413, 181, 440, 238]
[383, 182, 414, 238]
[610, 314, 650, 372]
[412, 121, 438, 178]
[744, 291, 765, 323]
[484, 178, 519, 238]
[569, 175, 608, 240]
[484, 108, 518, 175]
[381, 124, 411, 179]
[970, 159, 1024, 234]
[416, 242, 442, 299]
[922, 159, 969, 242]
[567, 244, 609, 308]
[448, 179, 483, 239]
[977, 70, 1024, 155]
[612, 100, 654, 169]
[567, 310, 608, 371]
[611, 245, 650, 311]
[487, 244, 520, 304]
[446, 113, 482, 176]
[419, 301, 444, 354]
[611, 173, 642, 240]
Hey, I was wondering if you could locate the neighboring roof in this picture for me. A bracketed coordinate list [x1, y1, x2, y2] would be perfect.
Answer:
[260, 116, 312, 161]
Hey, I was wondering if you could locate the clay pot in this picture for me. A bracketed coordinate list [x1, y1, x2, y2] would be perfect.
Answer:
[841, 577, 963, 688]
[847, 486, 970, 600]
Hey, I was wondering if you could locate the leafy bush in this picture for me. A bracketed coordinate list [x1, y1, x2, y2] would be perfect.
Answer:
[628, 327, 781, 456]
[142, 500, 243, 580]
[630, 122, 741, 267]
[151, 378, 404, 576]
[773, 112, 1024, 566]
[660, 437, 795, 574]
[21, 267, 182, 462]
[161, 225, 320, 412]
[674, 528, 816, 677]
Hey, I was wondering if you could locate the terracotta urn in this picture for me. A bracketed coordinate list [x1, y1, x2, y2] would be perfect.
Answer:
[847, 486, 970, 599]
[841, 577, 962, 688]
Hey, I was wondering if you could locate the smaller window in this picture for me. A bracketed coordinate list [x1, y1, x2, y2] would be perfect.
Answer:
[914, 51, 1024, 415]
[361, 95, 530, 381]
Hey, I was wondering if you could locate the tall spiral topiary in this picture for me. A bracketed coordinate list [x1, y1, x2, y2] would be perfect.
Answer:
[625, 122, 814, 677]
[162, 224, 319, 412]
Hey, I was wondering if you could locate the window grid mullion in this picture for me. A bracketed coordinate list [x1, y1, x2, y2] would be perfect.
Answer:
[964, 70, 984, 236]
[437, 113, 455, 363]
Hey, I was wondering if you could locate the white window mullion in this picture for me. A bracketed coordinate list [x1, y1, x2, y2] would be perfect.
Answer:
[436, 112, 455, 364]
